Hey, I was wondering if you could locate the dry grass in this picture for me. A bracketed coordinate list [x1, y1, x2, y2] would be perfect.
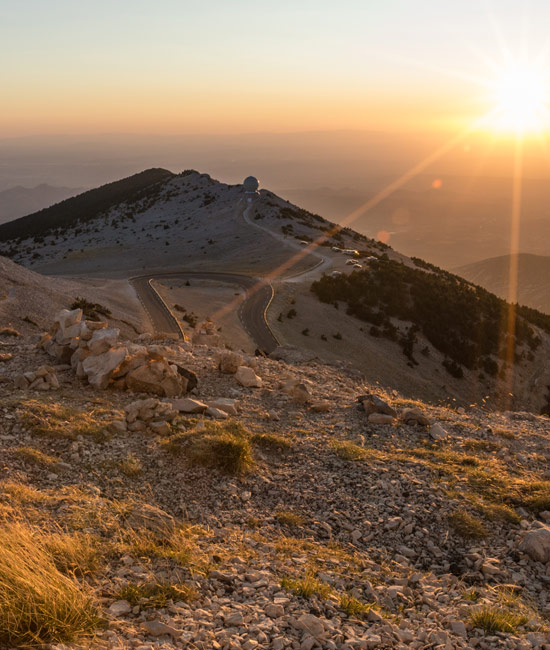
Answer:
[463, 438, 502, 453]
[45, 531, 103, 577]
[469, 605, 529, 634]
[114, 581, 195, 608]
[280, 573, 331, 600]
[181, 421, 254, 475]
[494, 428, 517, 440]
[251, 432, 293, 451]
[13, 446, 59, 468]
[339, 593, 372, 617]
[0, 523, 101, 646]
[119, 527, 196, 568]
[448, 509, 488, 539]
[330, 439, 376, 461]
[275, 510, 305, 527]
[18, 399, 111, 441]
[118, 453, 143, 477]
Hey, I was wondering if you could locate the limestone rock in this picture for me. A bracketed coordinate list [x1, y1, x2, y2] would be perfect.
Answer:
[235, 366, 262, 388]
[126, 359, 185, 397]
[88, 328, 120, 355]
[175, 365, 198, 392]
[281, 378, 311, 403]
[173, 397, 208, 413]
[141, 620, 180, 637]
[430, 422, 447, 440]
[360, 394, 397, 417]
[206, 406, 229, 419]
[519, 526, 550, 563]
[82, 346, 128, 390]
[207, 397, 238, 415]
[368, 413, 394, 425]
[108, 600, 132, 617]
[401, 407, 430, 426]
[297, 613, 325, 639]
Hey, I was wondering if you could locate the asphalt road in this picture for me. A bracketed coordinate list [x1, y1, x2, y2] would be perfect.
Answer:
[130, 271, 279, 353]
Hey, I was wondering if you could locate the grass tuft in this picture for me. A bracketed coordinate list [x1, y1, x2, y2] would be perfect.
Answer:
[339, 593, 372, 617]
[18, 399, 109, 441]
[280, 573, 331, 600]
[469, 605, 529, 634]
[275, 510, 305, 527]
[251, 432, 293, 451]
[0, 523, 101, 646]
[114, 582, 195, 608]
[118, 453, 143, 477]
[330, 439, 370, 461]
[13, 446, 59, 468]
[183, 421, 254, 475]
[45, 532, 103, 577]
[448, 509, 488, 539]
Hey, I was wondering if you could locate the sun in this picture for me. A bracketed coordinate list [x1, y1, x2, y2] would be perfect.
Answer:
[489, 63, 548, 133]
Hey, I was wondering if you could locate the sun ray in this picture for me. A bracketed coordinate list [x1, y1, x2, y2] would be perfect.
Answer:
[502, 135, 523, 409]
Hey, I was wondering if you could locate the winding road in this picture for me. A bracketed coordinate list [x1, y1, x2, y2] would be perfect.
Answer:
[130, 271, 279, 353]
[130, 203, 332, 352]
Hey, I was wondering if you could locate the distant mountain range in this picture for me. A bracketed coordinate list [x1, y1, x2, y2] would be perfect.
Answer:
[0, 184, 84, 225]
[455, 254, 550, 315]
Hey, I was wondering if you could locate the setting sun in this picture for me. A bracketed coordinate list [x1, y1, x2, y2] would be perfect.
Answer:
[490, 63, 548, 133]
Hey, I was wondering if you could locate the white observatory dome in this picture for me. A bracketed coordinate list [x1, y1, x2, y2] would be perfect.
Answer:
[243, 176, 260, 192]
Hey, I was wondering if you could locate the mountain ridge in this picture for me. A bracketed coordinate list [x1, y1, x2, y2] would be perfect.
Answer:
[1, 169, 550, 413]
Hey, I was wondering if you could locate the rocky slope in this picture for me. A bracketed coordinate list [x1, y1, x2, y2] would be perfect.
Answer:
[1, 314, 550, 649]
[0, 255, 146, 338]
[0, 169, 366, 277]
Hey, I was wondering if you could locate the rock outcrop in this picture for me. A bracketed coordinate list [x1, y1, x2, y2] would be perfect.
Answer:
[38, 308, 192, 397]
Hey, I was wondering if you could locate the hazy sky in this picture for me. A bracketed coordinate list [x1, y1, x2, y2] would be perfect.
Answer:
[2, 0, 550, 136]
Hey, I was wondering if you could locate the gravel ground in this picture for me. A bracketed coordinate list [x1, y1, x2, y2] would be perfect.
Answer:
[1, 328, 550, 649]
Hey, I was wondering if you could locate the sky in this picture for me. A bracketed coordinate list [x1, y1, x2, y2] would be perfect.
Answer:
[2, 0, 550, 137]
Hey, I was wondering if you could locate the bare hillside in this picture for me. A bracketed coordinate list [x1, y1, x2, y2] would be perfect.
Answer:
[455, 254, 550, 315]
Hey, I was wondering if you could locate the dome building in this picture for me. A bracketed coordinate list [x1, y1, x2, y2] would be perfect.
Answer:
[243, 176, 259, 193]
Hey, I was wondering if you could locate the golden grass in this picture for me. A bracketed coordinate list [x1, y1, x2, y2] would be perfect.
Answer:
[45, 531, 103, 577]
[469, 605, 528, 634]
[280, 573, 331, 600]
[339, 593, 373, 617]
[119, 527, 196, 568]
[114, 581, 195, 608]
[448, 509, 488, 539]
[275, 510, 305, 527]
[462, 438, 502, 453]
[13, 446, 59, 468]
[118, 453, 143, 477]
[18, 399, 112, 441]
[330, 439, 378, 461]
[0, 523, 101, 646]
[251, 432, 293, 450]
[180, 421, 254, 475]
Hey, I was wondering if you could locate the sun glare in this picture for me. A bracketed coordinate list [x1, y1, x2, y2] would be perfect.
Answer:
[490, 63, 548, 133]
